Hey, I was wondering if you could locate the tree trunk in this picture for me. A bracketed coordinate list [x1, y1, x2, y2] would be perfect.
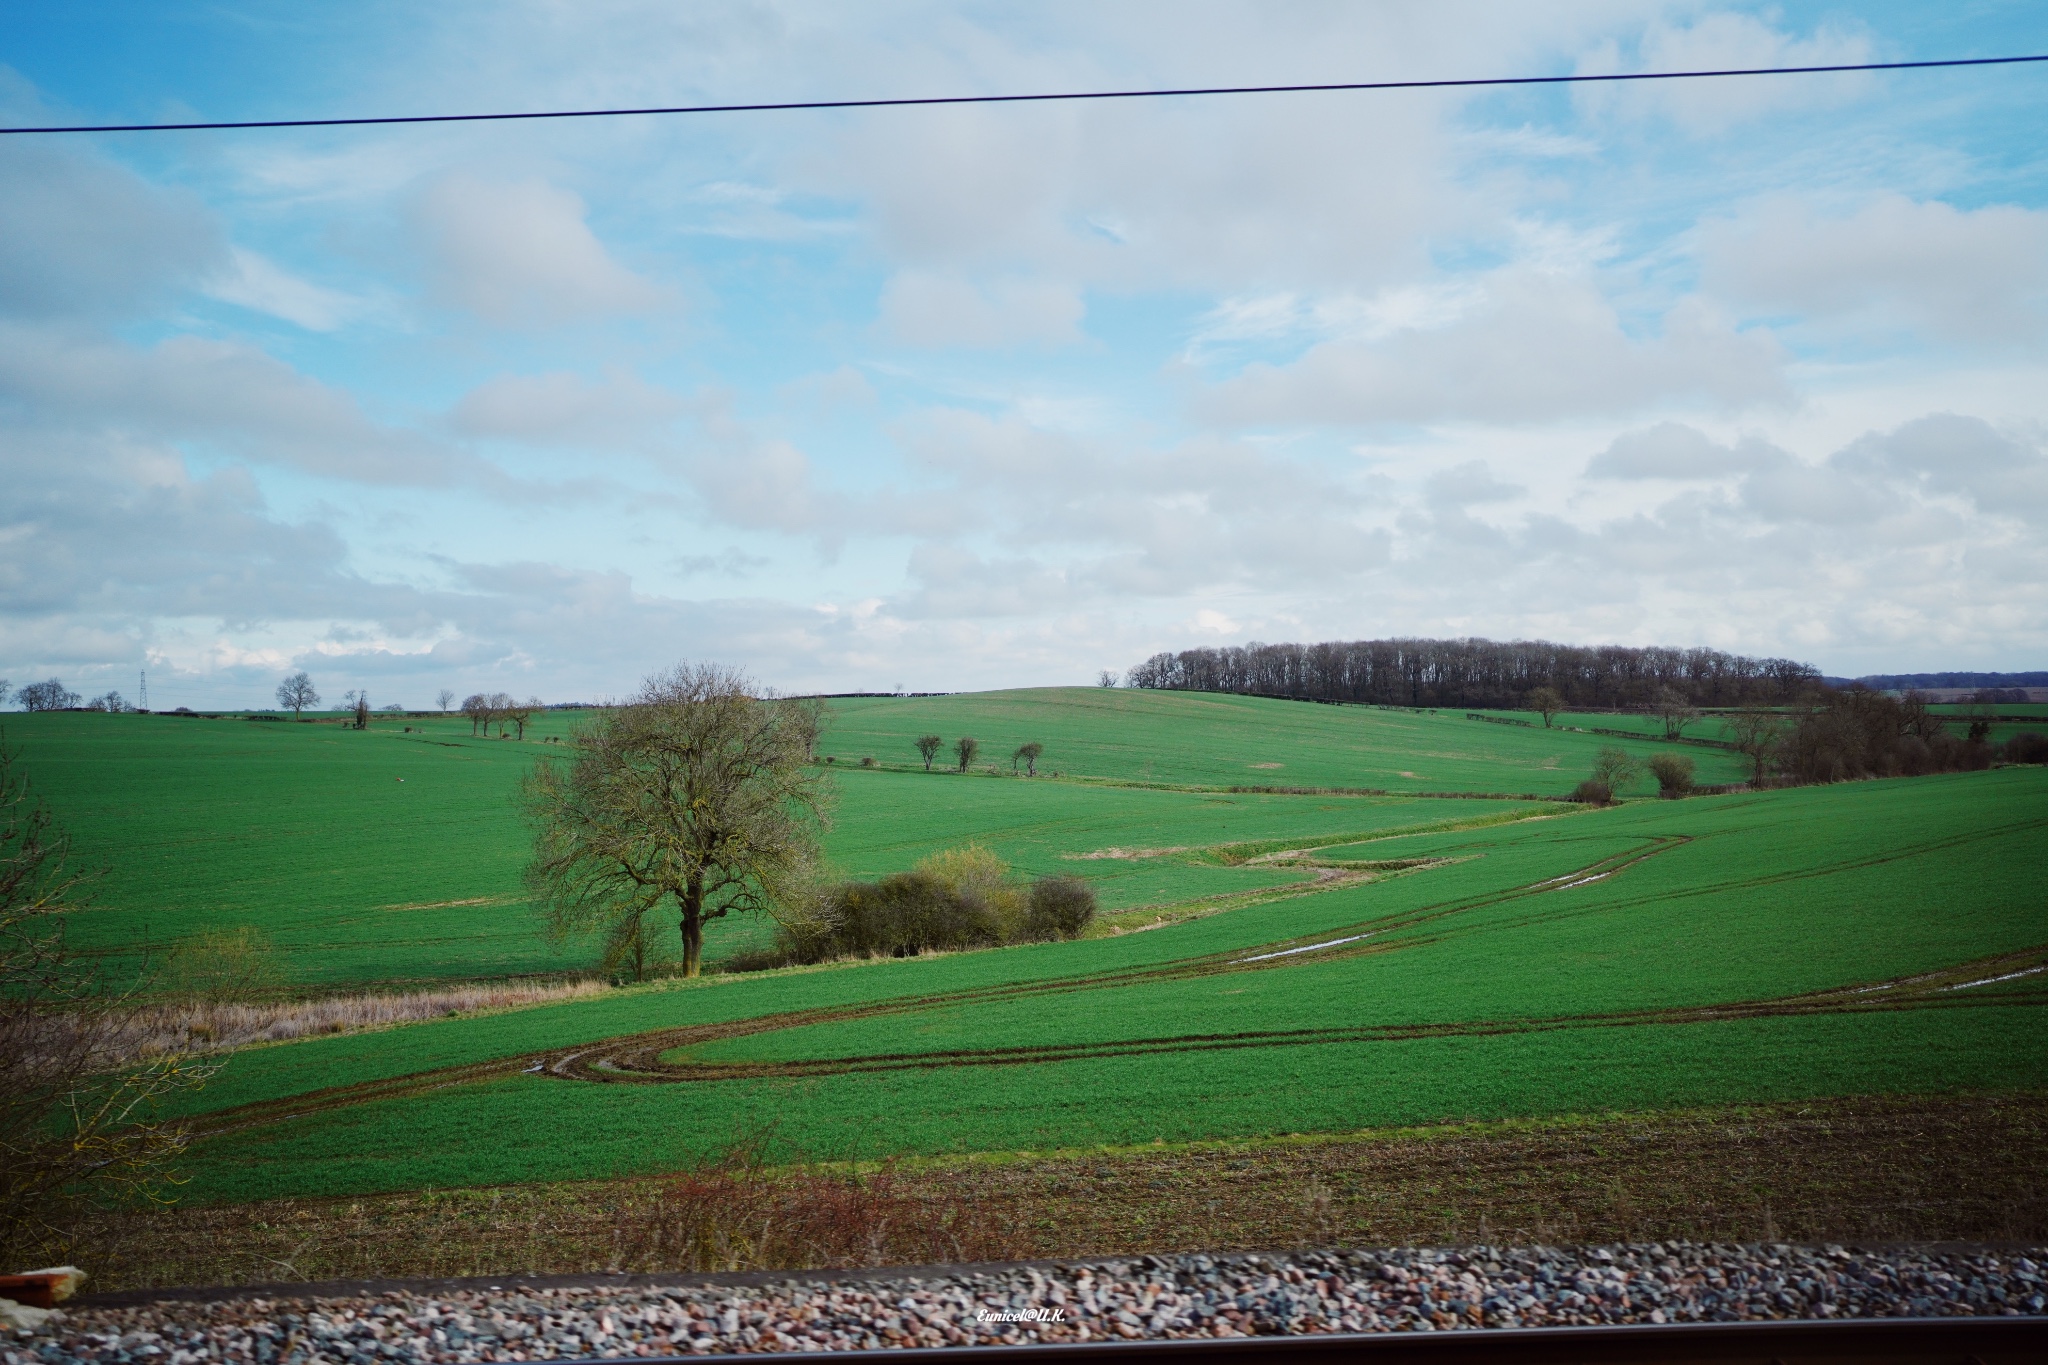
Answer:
[680, 914, 703, 977]
[680, 874, 705, 978]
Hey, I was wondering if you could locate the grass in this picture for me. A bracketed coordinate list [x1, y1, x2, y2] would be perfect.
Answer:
[10, 696, 2042, 1240]
[9, 708, 1552, 989]
[76, 1091, 2048, 1291]
[157, 766, 2047, 1205]
[820, 688, 1751, 792]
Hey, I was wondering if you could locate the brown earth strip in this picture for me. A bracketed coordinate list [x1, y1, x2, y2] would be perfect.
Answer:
[67, 1091, 2048, 1292]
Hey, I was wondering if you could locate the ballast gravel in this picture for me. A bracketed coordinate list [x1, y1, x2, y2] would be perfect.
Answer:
[7, 1242, 2044, 1361]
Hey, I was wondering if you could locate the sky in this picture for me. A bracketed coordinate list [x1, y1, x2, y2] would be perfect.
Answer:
[2, 1, 2046, 709]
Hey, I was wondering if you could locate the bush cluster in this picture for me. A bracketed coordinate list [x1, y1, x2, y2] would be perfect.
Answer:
[746, 845, 1096, 969]
[2004, 732, 2048, 765]
[1648, 752, 1695, 798]
[1778, 690, 1994, 784]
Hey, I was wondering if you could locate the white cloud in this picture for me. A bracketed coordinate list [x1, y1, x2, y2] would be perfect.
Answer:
[1198, 270, 1788, 428]
[1574, 13, 1874, 136]
[1587, 422, 1780, 480]
[412, 174, 667, 325]
[0, 139, 220, 320]
[0, 326, 505, 489]
[205, 246, 366, 331]
[1701, 194, 2048, 345]
[1835, 413, 2048, 516]
[450, 369, 685, 447]
[878, 271, 1085, 347]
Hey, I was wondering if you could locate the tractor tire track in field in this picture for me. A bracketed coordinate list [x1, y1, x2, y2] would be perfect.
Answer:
[190, 840, 1677, 1134]
[189, 834, 2044, 1133]
[558, 945, 2048, 1084]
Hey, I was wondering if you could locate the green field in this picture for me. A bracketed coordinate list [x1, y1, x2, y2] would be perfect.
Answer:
[8, 690, 1725, 988]
[8, 694, 2044, 1214]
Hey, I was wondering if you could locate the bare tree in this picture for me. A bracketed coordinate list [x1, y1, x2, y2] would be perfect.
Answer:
[1012, 742, 1043, 776]
[18, 680, 81, 712]
[1528, 686, 1565, 728]
[915, 735, 942, 772]
[1653, 687, 1700, 741]
[488, 691, 517, 737]
[954, 736, 979, 772]
[0, 682, 10, 707]
[502, 696, 543, 741]
[523, 663, 829, 979]
[85, 691, 130, 714]
[1096, 670, 1119, 688]
[461, 693, 491, 737]
[1728, 712, 1783, 787]
[435, 689, 456, 714]
[1589, 745, 1639, 794]
[2, 734, 212, 1263]
[275, 672, 319, 719]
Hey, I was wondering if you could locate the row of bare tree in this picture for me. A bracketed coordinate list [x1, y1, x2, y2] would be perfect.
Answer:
[911, 735, 1044, 774]
[463, 692, 546, 739]
[1127, 636, 1820, 710]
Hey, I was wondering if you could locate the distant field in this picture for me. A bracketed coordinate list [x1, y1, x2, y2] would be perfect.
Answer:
[822, 688, 1750, 791]
[157, 766, 2048, 1205]
[5, 706, 1552, 989]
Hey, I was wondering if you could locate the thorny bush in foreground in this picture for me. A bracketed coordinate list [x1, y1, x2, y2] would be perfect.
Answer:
[0, 734, 214, 1266]
[616, 1132, 1015, 1273]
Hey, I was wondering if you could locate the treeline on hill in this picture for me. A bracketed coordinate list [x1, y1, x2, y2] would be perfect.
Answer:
[730, 846, 1097, 972]
[1125, 637, 1819, 710]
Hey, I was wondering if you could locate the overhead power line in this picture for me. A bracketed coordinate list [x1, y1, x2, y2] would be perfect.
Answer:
[2, 53, 2044, 136]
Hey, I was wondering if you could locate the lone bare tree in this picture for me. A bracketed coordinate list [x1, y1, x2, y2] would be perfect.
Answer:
[1653, 687, 1700, 741]
[276, 672, 320, 718]
[1728, 712, 1783, 787]
[523, 664, 829, 979]
[1590, 745, 1639, 794]
[1012, 741, 1043, 776]
[1528, 686, 1565, 728]
[954, 735, 979, 772]
[436, 689, 455, 714]
[915, 734, 942, 772]
[501, 696, 536, 740]
[1097, 670, 1119, 688]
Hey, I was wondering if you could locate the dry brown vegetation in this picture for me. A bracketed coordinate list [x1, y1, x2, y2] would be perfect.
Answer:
[71, 1091, 2048, 1293]
[94, 981, 610, 1067]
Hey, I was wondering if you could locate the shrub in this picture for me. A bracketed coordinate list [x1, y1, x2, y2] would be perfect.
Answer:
[1648, 752, 1695, 798]
[617, 1137, 1014, 1272]
[161, 926, 282, 1004]
[1025, 876, 1097, 939]
[1589, 746, 1639, 792]
[768, 847, 1093, 968]
[2006, 732, 2048, 765]
[810, 871, 998, 960]
[859, 755, 875, 768]
[1571, 779, 1613, 805]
